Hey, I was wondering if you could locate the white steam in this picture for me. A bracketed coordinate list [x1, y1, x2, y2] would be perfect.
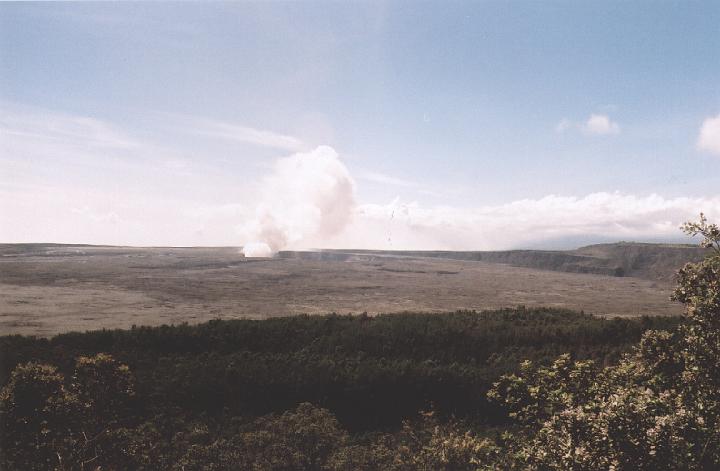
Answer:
[240, 145, 355, 257]
[241, 242, 274, 258]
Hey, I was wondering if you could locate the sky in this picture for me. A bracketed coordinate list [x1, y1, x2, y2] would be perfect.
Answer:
[1, 1, 719, 251]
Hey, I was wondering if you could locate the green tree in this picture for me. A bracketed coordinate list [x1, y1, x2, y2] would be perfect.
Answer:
[0, 362, 76, 470]
[0, 353, 136, 471]
[173, 403, 348, 471]
[488, 214, 720, 470]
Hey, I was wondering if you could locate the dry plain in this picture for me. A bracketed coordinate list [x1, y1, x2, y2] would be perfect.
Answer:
[0, 244, 687, 337]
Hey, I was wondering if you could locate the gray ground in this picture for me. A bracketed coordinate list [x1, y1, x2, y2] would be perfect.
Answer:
[0, 244, 684, 337]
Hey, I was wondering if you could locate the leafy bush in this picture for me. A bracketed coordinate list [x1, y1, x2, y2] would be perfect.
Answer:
[488, 214, 720, 470]
[0, 354, 135, 470]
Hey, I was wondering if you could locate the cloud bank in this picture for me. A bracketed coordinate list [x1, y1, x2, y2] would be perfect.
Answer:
[342, 193, 720, 251]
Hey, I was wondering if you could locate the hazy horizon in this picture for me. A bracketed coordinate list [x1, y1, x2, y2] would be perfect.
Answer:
[2, 2, 719, 252]
[0, 235, 699, 252]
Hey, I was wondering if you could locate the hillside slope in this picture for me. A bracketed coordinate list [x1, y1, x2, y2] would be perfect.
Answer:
[572, 243, 708, 280]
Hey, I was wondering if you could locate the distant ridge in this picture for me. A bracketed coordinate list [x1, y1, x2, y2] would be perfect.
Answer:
[0, 242, 706, 282]
[572, 242, 708, 280]
[279, 242, 709, 281]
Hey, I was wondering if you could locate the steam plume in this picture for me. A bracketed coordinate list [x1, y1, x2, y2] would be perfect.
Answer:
[240, 146, 355, 257]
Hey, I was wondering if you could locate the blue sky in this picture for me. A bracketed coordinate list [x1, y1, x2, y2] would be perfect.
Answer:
[1, 2, 719, 250]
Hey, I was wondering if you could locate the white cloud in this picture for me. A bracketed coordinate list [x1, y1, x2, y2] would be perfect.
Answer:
[188, 117, 306, 152]
[330, 192, 720, 250]
[697, 113, 720, 156]
[0, 105, 139, 152]
[581, 114, 620, 135]
[556, 114, 620, 136]
[357, 170, 418, 188]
